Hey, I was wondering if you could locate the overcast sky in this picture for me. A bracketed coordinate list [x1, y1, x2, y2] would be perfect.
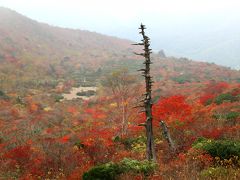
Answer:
[0, 0, 239, 37]
[0, 0, 240, 68]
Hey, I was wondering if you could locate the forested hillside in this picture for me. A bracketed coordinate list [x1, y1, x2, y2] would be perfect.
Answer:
[0, 7, 138, 93]
[0, 7, 240, 179]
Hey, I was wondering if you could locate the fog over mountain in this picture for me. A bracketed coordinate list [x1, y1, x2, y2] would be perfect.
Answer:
[149, 20, 240, 70]
[0, 0, 239, 69]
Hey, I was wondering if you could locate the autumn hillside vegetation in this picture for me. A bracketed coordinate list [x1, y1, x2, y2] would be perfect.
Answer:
[0, 7, 240, 179]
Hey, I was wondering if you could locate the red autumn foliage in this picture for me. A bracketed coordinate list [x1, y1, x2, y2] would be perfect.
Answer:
[153, 95, 192, 124]
[204, 81, 229, 95]
[231, 87, 240, 96]
[59, 135, 71, 143]
[0, 71, 239, 179]
[28, 103, 39, 113]
[199, 93, 216, 105]
[67, 106, 78, 115]
[201, 128, 224, 139]
[84, 108, 107, 119]
[3, 145, 31, 165]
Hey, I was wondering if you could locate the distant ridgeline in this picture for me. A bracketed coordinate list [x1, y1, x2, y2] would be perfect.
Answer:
[0, 7, 239, 96]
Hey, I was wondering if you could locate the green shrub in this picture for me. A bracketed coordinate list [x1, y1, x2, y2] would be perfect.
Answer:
[74, 140, 84, 148]
[0, 90, 9, 100]
[205, 99, 213, 106]
[121, 136, 146, 150]
[213, 112, 239, 120]
[193, 138, 240, 159]
[53, 94, 64, 102]
[0, 90, 5, 97]
[120, 158, 156, 176]
[226, 112, 239, 120]
[171, 75, 191, 84]
[16, 96, 26, 105]
[76, 90, 96, 97]
[212, 114, 222, 120]
[113, 136, 121, 143]
[120, 136, 162, 153]
[83, 162, 122, 180]
[214, 93, 237, 105]
[82, 158, 156, 180]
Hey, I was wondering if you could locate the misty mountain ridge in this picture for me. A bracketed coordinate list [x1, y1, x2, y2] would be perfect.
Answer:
[0, 7, 137, 66]
[0, 7, 240, 69]
[0, 6, 239, 75]
[149, 21, 240, 70]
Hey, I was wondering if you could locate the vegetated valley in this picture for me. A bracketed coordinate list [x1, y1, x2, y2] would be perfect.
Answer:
[0, 7, 240, 179]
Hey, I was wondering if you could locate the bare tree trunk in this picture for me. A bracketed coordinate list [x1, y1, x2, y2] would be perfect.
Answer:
[121, 96, 128, 136]
[160, 121, 176, 152]
[134, 24, 156, 161]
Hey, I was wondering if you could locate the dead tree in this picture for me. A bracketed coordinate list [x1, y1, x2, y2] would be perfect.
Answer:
[160, 121, 176, 152]
[133, 24, 156, 161]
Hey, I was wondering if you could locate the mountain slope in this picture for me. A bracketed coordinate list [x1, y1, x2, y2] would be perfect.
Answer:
[0, 7, 136, 66]
[0, 7, 139, 92]
[0, 7, 239, 95]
